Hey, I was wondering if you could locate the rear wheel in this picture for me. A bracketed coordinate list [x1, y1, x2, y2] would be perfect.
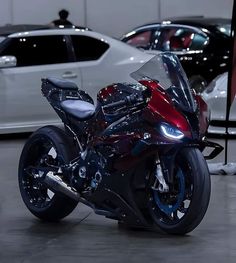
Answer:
[18, 126, 78, 221]
[148, 148, 210, 234]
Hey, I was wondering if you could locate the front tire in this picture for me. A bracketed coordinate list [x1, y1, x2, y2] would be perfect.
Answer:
[148, 148, 210, 234]
[18, 125, 79, 221]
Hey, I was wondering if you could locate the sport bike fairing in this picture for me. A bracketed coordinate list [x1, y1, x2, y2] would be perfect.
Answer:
[130, 52, 197, 113]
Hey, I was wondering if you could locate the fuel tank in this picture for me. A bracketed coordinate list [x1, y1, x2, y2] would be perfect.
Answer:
[97, 83, 143, 106]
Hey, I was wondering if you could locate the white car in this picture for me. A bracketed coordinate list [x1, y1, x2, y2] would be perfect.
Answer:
[0, 28, 152, 134]
[201, 72, 236, 163]
[202, 72, 236, 134]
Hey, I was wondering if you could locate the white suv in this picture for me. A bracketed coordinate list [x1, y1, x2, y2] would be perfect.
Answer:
[0, 28, 152, 134]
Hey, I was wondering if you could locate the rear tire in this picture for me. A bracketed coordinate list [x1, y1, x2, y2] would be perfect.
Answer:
[18, 125, 78, 221]
[148, 148, 210, 234]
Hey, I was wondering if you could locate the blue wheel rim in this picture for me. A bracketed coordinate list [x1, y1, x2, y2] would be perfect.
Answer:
[153, 169, 185, 216]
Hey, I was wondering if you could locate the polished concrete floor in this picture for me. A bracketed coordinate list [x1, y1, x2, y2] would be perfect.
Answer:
[0, 137, 236, 263]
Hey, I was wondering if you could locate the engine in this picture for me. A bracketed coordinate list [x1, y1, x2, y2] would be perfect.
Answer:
[70, 149, 108, 192]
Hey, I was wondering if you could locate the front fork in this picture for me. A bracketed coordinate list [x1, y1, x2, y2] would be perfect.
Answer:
[156, 146, 181, 188]
[154, 139, 223, 190]
[152, 162, 169, 193]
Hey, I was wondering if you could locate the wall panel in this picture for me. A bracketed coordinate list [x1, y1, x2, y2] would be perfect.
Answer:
[86, 0, 160, 37]
[0, 1, 12, 25]
[12, 0, 86, 26]
[160, 0, 233, 19]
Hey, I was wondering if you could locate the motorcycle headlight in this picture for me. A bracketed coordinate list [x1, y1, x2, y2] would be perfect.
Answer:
[160, 123, 184, 140]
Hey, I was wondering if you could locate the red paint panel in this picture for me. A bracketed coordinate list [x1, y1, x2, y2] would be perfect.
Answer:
[140, 80, 191, 137]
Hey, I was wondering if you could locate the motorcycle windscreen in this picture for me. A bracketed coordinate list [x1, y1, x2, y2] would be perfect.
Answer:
[130, 52, 197, 113]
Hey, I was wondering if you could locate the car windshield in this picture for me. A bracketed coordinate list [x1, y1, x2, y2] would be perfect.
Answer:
[130, 52, 197, 113]
[217, 24, 231, 37]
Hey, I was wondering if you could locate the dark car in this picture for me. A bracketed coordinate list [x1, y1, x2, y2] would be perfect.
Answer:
[121, 17, 231, 93]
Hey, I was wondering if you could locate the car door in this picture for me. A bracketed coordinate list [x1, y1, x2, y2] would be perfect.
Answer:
[69, 34, 154, 102]
[0, 34, 82, 133]
[69, 35, 111, 100]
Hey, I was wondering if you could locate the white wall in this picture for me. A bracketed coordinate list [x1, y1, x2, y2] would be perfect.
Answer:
[86, 0, 160, 37]
[0, 0, 234, 37]
[11, 0, 86, 26]
[160, 0, 233, 19]
[0, 1, 12, 25]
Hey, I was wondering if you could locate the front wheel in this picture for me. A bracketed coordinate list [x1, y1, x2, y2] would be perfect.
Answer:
[148, 148, 210, 234]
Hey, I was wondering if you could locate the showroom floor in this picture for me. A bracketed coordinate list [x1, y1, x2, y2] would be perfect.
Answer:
[0, 137, 236, 263]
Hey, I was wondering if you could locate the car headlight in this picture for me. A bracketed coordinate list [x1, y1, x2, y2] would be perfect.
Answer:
[160, 123, 184, 139]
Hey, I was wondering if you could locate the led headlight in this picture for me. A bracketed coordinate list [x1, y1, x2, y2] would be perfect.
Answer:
[160, 123, 184, 140]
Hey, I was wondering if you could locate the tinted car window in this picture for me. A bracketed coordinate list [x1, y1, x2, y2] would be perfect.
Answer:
[0, 35, 68, 66]
[126, 30, 152, 48]
[157, 27, 208, 51]
[71, 35, 109, 61]
[149, 29, 162, 49]
[217, 24, 231, 37]
[190, 34, 208, 50]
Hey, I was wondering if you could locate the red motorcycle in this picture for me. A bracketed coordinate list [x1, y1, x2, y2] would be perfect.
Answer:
[18, 53, 222, 234]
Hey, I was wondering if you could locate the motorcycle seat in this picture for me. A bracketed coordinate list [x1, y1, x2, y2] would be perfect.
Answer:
[47, 77, 78, 90]
[61, 99, 95, 120]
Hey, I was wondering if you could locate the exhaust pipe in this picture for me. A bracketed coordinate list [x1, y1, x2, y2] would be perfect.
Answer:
[44, 171, 80, 201]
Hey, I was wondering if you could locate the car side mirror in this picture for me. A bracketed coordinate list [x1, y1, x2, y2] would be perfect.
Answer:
[0, 56, 17, 68]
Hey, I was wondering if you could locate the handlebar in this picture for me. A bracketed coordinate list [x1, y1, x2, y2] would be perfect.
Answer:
[102, 94, 143, 110]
